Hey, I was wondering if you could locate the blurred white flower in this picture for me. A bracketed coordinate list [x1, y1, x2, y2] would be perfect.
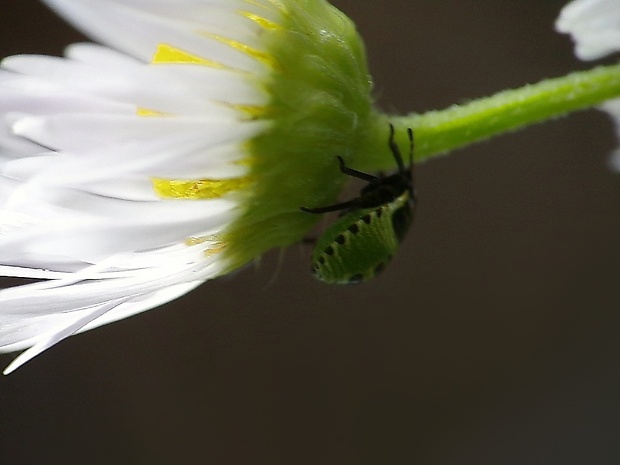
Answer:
[0, 0, 373, 373]
[557, 0, 620, 59]
[557, 0, 620, 169]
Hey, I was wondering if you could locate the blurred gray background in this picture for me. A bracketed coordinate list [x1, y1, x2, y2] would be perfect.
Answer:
[1, 1, 619, 464]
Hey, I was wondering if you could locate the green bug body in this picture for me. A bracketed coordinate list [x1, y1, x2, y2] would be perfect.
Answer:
[302, 125, 416, 284]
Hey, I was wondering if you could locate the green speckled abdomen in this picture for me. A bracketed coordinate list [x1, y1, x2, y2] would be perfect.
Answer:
[311, 190, 413, 283]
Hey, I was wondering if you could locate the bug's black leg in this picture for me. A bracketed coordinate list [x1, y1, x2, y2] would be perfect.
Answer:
[407, 127, 414, 161]
[388, 123, 407, 174]
[336, 156, 379, 183]
[301, 198, 360, 214]
[407, 128, 414, 169]
[300, 155, 380, 214]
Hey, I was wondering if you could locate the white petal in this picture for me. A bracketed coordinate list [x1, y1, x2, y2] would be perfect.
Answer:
[3, 141, 251, 196]
[0, 243, 222, 374]
[0, 0, 275, 373]
[0, 73, 134, 156]
[556, 0, 620, 60]
[0, 239, 221, 322]
[42, 0, 280, 70]
[2, 298, 129, 375]
[600, 98, 620, 171]
[2, 53, 266, 117]
[11, 113, 265, 153]
[0, 189, 236, 264]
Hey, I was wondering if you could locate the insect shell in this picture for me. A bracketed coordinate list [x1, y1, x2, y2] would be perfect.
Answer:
[301, 124, 416, 284]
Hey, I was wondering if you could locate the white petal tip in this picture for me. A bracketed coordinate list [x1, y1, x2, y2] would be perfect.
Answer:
[556, 0, 620, 61]
[607, 148, 620, 172]
[3, 355, 29, 375]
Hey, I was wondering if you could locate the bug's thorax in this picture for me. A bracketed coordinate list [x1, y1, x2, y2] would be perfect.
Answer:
[356, 171, 413, 209]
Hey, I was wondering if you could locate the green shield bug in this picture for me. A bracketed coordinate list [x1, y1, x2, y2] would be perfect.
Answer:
[301, 124, 416, 284]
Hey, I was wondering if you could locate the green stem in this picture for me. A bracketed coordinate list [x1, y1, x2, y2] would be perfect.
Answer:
[359, 63, 620, 171]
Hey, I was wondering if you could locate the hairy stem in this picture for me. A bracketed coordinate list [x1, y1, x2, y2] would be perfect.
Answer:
[359, 64, 620, 171]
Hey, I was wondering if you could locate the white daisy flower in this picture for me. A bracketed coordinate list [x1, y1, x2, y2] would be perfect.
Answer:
[557, 0, 620, 169]
[0, 0, 374, 373]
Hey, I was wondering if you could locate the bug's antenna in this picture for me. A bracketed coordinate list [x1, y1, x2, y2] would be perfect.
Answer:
[388, 123, 406, 174]
[407, 127, 414, 174]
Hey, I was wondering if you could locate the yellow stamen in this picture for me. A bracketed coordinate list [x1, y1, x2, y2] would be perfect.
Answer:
[204, 242, 227, 256]
[199, 32, 279, 69]
[152, 177, 253, 200]
[226, 103, 275, 119]
[184, 236, 227, 256]
[151, 43, 227, 68]
[239, 11, 282, 31]
[136, 107, 170, 117]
